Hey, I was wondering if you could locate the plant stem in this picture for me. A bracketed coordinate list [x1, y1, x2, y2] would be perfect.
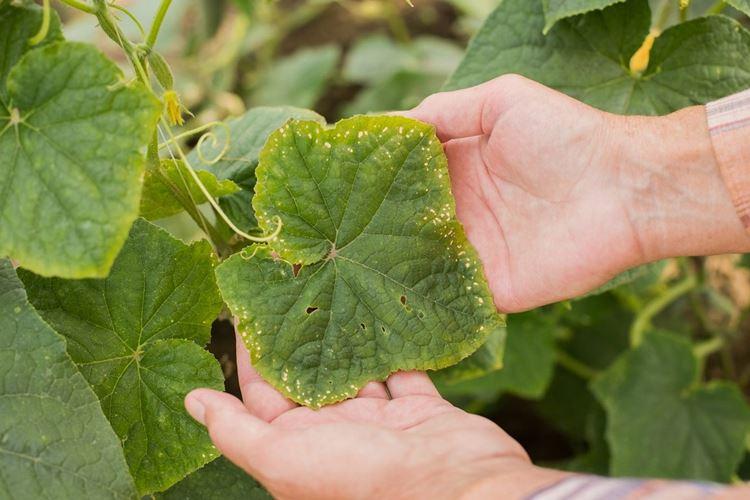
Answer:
[693, 336, 725, 359]
[383, 1, 411, 44]
[630, 270, 698, 347]
[706, 0, 727, 14]
[57, 0, 96, 14]
[653, 0, 673, 32]
[146, 0, 173, 49]
[555, 350, 599, 380]
[679, 4, 688, 22]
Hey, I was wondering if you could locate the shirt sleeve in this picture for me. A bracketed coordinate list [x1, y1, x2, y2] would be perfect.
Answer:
[706, 90, 750, 230]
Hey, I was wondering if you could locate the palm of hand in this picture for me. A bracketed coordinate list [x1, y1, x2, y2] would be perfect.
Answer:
[189, 338, 527, 500]
[410, 76, 642, 312]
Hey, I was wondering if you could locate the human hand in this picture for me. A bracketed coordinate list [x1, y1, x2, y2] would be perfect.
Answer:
[185, 336, 534, 500]
[404, 75, 750, 312]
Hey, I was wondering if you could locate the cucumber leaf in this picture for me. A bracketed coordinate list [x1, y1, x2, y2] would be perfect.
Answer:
[592, 330, 750, 482]
[156, 456, 271, 500]
[250, 45, 340, 109]
[188, 107, 324, 233]
[0, 259, 136, 499]
[0, 42, 160, 278]
[728, 0, 750, 16]
[446, 0, 750, 115]
[0, 2, 62, 107]
[433, 322, 506, 384]
[19, 219, 225, 494]
[542, 0, 625, 33]
[216, 116, 503, 408]
[437, 310, 557, 402]
[140, 160, 240, 221]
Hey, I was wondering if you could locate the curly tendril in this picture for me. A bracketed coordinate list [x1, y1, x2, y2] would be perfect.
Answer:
[195, 122, 231, 165]
[158, 121, 230, 165]
[158, 119, 283, 244]
[28, 0, 51, 46]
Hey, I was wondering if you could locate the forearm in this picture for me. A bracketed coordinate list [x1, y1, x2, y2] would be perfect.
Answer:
[463, 462, 749, 499]
[616, 105, 750, 263]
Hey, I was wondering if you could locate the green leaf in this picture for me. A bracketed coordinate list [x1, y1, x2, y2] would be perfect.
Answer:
[728, 0, 750, 16]
[342, 36, 463, 116]
[19, 219, 225, 494]
[437, 310, 557, 402]
[343, 35, 462, 86]
[250, 45, 340, 109]
[140, 160, 240, 220]
[583, 261, 665, 297]
[433, 322, 506, 385]
[542, 0, 625, 33]
[187, 107, 324, 233]
[342, 71, 448, 116]
[0, 259, 137, 499]
[342, 34, 412, 85]
[189, 107, 324, 185]
[446, 0, 750, 115]
[216, 116, 502, 408]
[0, 42, 160, 278]
[156, 456, 271, 500]
[592, 330, 750, 481]
[0, 2, 63, 107]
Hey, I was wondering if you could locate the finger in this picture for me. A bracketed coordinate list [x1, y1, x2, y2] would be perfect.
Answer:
[356, 381, 389, 399]
[185, 388, 275, 472]
[401, 76, 519, 142]
[235, 331, 298, 421]
[385, 371, 440, 398]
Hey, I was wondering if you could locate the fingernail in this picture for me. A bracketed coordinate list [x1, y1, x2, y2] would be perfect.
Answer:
[185, 392, 206, 425]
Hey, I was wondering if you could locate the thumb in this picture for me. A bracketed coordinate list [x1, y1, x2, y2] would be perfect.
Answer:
[401, 75, 519, 142]
[185, 389, 275, 475]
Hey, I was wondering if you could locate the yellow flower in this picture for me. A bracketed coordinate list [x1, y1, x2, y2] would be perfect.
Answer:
[163, 90, 184, 126]
[629, 29, 659, 76]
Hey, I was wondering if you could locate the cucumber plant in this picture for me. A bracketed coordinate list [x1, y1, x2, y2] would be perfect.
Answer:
[1, 0, 750, 498]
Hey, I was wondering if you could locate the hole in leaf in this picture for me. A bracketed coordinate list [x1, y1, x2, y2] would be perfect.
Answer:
[292, 263, 302, 277]
[305, 306, 318, 314]
[360, 323, 366, 330]
[400, 295, 407, 305]
[380, 326, 387, 333]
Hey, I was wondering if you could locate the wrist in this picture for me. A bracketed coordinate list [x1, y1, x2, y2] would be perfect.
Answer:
[615, 106, 750, 263]
[458, 458, 572, 500]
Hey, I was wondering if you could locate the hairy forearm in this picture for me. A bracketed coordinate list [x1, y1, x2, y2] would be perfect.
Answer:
[615, 106, 750, 263]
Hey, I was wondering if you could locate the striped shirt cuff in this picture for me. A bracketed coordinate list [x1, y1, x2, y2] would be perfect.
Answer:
[706, 89, 750, 230]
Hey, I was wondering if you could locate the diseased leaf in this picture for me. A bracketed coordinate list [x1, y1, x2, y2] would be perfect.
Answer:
[156, 456, 271, 500]
[437, 310, 557, 402]
[592, 330, 750, 482]
[0, 42, 160, 278]
[0, 3, 62, 107]
[542, 0, 625, 33]
[0, 259, 137, 499]
[250, 45, 340, 109]
[188, 107, 324, 232]
[19, 219, 225, 494]
[140, 160, 239, 220]
[446, 0, 750, 115]
[216, 116, 503, 408]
